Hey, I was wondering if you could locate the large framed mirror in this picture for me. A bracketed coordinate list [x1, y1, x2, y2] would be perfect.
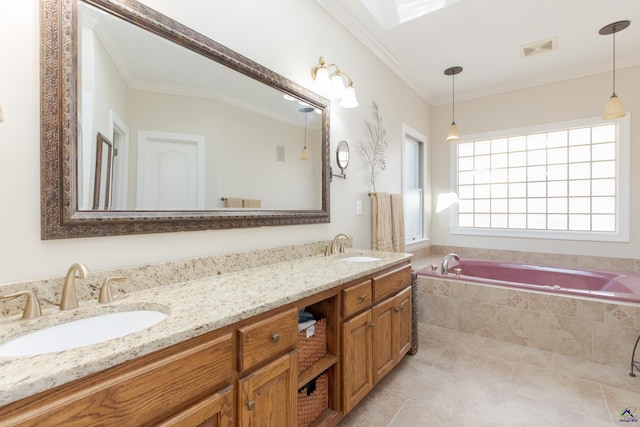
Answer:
[41, 0, 330, 239]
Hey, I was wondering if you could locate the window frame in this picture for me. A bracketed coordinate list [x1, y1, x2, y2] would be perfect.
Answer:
[449, 115, 630, 242]
[402, 124, 429, 245]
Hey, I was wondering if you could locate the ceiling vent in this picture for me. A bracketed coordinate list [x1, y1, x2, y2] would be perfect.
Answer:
[520, 37, 557, 57]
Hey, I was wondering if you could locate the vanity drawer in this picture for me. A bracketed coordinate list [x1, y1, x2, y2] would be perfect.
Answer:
[372, 266, 412, 302]
[342, 279, 372, 318]
[238, 307, 298, 372]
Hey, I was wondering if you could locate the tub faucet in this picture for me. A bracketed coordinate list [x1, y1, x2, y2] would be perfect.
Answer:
[441, 253, 460, 275]
[325, 233, 352, 255]
[60, 263, 90, 310]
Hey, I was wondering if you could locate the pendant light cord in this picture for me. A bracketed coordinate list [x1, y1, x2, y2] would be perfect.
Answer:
[304, 111, 308, 148]
[612, 29, 617, 96]
[451, 73, 456, 123]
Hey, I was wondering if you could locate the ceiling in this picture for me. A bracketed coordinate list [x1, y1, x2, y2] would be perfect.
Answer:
[316, 0, 640, 106]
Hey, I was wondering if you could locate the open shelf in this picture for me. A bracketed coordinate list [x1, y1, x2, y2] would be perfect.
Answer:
[298, 353, 338, 388]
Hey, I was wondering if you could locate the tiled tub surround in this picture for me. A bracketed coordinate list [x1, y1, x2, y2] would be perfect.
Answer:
[0, 245, 410, 406]
[418, 259, 640, 303]
[417, 274, 640, 369]
[0, 240, 333, 317]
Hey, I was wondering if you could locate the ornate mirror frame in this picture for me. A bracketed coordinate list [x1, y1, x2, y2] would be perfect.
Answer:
[41, 0, 330, 239]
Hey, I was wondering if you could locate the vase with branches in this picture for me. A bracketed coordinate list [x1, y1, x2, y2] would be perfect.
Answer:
[358, 101, 387, 192]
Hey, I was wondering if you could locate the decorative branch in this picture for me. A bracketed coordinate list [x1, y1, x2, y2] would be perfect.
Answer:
[358, 101, 387, 192]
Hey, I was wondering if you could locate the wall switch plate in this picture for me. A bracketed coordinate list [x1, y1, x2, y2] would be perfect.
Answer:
[356, 200, 362, 215]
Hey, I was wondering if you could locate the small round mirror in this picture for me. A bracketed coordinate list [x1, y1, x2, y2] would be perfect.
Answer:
[336, 140, 350, 172]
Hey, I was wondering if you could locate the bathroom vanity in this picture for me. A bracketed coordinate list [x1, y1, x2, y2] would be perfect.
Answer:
[0, 251, 412, 426]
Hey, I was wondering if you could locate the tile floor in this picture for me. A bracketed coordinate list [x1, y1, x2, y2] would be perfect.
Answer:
[338, 323, 640, 426]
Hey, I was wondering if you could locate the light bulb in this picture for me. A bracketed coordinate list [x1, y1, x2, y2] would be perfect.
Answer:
[339, 86, 358, 108]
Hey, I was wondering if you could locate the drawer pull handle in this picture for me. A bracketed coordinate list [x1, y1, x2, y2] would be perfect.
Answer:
[369, 322, 375, 328]
[272, 333, 280, 343]
[359, 295, 366, 302]
[394, 307, 400, 313]
[247, 400, 255, 411]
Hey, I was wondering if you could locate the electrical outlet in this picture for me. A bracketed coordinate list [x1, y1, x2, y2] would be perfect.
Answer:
[356, 200, 362, 215]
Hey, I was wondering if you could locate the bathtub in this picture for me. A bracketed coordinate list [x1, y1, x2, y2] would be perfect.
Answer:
[416, 258, 640, 303]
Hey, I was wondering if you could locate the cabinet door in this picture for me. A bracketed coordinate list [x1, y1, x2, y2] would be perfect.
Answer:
[342, 309, 373, 413]
[157, 384, 234, 427]
[372, 296, 396, 383]
[395, 286, 412, 362]
[237, 351, 297, 427]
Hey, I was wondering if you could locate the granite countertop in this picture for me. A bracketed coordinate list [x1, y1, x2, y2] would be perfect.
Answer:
[0, 250, 411, 406]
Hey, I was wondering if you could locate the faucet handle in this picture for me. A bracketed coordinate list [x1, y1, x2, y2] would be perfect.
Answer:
[98, 276, 126, 304]
[0, 290, 42, 319]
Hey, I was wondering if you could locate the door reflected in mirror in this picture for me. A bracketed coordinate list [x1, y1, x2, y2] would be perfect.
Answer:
[92, 132, 113, 210]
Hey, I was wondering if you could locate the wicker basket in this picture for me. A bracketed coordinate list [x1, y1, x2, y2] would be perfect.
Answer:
[297, 317, 326, 374]
[297, 373, 328, 427]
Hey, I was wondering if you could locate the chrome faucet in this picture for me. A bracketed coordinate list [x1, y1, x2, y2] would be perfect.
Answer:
[325, 233, 352, 255]
[440, 253, 460, 275]
[60, 263, 90, 310]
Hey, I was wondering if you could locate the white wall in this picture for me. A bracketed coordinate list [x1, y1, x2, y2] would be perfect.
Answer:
[0, 0, 430, 283]
[431, 66, 639, 258]
[127, 90, 322, 210]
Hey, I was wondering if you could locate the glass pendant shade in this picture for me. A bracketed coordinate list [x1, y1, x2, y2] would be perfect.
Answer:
[446, 122, 460, 141]
[300, 146, 310, 160]
[602, 94, 625, 119]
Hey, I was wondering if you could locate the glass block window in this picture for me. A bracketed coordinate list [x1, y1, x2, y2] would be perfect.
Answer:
[451, 117, 630, 242]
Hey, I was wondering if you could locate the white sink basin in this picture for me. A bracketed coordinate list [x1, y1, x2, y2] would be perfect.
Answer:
[0, 310, 168, 357]
[339, 256, 382, 262]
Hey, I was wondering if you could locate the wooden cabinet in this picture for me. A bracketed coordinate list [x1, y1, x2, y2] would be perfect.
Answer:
[372, 296, 397, 383]
[342, 279, 372, 318]
[238, 351, 297, 427]
[341, 266, 412, 414]
[395, 286, 412, 362]
[236, 307, 299, 427]
[238, 308, 298, 372]
[157, 385, 234, 427]
[342, 309, 374, 413]
[0, 331, 234, 426]
[0, 260, 412, 427]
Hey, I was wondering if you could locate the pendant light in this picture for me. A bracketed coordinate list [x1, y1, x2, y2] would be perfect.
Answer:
[599, 20, 630, 120]
[300, 107, 313, 160]
[444, 66, 463, 142]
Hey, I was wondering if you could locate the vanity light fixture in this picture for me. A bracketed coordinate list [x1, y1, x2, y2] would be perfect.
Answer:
[311, 56, 358, 108]
[444, 66, 463, 142]
[599, 20, 630, 120]
[300, 107, 313, 160]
